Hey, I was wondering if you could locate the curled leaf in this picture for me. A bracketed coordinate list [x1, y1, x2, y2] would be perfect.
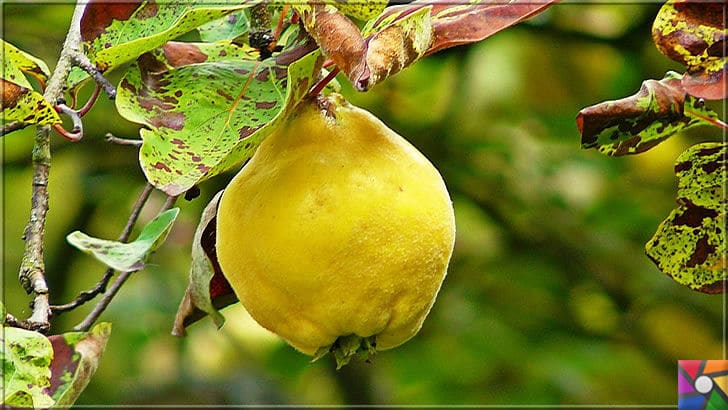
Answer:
[1, 79, 62, 127]
[577, 72, 719, 156]
[173, 191, 238, 336]
[66, 208, 179, 272]
[652, 1, 727, 99]
[46, 323, 112, 406]
[646, 142, 727, 294]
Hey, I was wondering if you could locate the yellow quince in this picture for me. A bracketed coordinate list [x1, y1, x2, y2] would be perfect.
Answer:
[216, 93, 455, 367]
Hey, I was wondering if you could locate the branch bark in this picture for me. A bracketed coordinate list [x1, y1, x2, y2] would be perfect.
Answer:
[18, 2, 86, 333]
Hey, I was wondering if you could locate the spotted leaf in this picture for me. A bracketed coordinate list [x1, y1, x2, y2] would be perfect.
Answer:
[116, 41, 324, 196]
[67, 0, 254, 89]
[1, 40, 61, 127]
[577, 72, 719, 156]
[646, 142, 727, 294]
[375, 0, 556, 57]
[652, 0, 726, 100]
[173, 191, 238, 336]
[1, 327, 55, 408]
[197, 10, 249, 42]
[66, 208, 179, 272]
[46, 323, 111, 407]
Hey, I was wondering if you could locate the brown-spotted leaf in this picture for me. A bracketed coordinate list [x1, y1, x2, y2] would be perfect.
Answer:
[295, 3, 433, 91]
[1, 79, 62, 127]
[577, 72, 719, 156]
[67, 0, 253, 89]
[45, 323, 111, 406]
[1, 40, 61, 127]
[173, 191, 238, 336]
[646, 142, 727, 294]
[371, 0, 557, 57]
[116, 42, 324, 196]
[652, 0, 727, 100]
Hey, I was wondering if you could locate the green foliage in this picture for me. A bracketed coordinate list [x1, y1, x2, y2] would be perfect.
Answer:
[2, 327, 55, 408]
[0, 39, 61, 126]
[116, 43, 324, 196]
[66, 208, 179, 272]
[67, 1, 252, 89]
[646, 143, 727, 293]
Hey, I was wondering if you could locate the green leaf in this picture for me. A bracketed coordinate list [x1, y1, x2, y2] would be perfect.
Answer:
[646, 142, 727, 294]
[197, 10, 249, 42]
[1, 40, 61, 127]
[577, 72, 719, 156]
[173, 191, 237, 335]
[116, 42, 324, 196]
[47, 323, 112, 406]
[67, 1, 253, 89]
[652, 0, 726, 100]
[335, 0, 387, 21]
[1, 327, 55, 408]
[1, 39, 50, 88]
[66, 208, 179, 272]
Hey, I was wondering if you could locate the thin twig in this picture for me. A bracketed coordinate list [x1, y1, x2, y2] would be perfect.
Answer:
[77, 84, 101, 117]
[309, 66, 340, 96]
[1, 121, 31, 136]
[71, 52, 117, 99]
[51, 184, 154, 314]
[74, 194, 178, 332]
[105, 133, 143, 147]
[19, 2, 86, 333]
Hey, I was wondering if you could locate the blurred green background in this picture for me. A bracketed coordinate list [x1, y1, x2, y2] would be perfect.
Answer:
[2, 3, 724, 405]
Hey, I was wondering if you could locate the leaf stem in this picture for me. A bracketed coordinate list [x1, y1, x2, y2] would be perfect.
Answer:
[73, 193, 178, 332]
[77, 84, 101, 117]
[105, 133, 143, 147]
[18, 1, 86, 333]
[685, 107, 728, 131]
[51, 183, 154, 314]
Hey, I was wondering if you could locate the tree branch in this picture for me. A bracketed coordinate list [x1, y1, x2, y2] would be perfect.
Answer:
[18, 2, 86, 333]
[51, 183, 154, 314]
[1, 121, 31, 137]
[74, 194, 179, 332]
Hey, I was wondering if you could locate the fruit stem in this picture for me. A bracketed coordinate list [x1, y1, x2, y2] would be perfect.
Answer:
[309, 66, 340, 97]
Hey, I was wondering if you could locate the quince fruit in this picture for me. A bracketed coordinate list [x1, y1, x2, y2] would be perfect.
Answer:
[216, 93, 455, 367]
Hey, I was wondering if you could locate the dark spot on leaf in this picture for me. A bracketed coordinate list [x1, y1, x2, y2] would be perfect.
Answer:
[219, 50, 227, 57]
[152, 162, 172, 172]
[272, 66, 287, 80]
[238, 125, 256, 139]
[175, 90, 182, 97]
[685, 235, 715, 267]
[673, 204, 718, 228]
[234, 68, 250, 75]
[104, 42, 112, 49]
[139, 97, 174, 111]
[701, 160, 721, 174]
[136, 1, 159, 19]
[255, 69, 270, 82]
[255, 101, 277, 110]
[191, 155, 202, 162]
[675, 160, 692, 173]
[196, 164, 211, 173]
[120, 78, 136, 94]
[698, 146, 722, 156]
[80, 2, 139, 41]
[171, 138, 189, 149]
[149, 112, 186, 130]
[216, 89, 234, 102]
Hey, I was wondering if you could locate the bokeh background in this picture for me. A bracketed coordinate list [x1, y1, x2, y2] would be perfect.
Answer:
[3, 3, 725, 405]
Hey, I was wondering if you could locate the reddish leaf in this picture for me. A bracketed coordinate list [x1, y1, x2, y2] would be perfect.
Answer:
[652, 1, 727, 99]
[80, 1, 140, 42]
[173, 191, 237, 336]
[375, 0, 557, 57]
[45, 323, 111, 406]
[577, 72, 719, 156]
